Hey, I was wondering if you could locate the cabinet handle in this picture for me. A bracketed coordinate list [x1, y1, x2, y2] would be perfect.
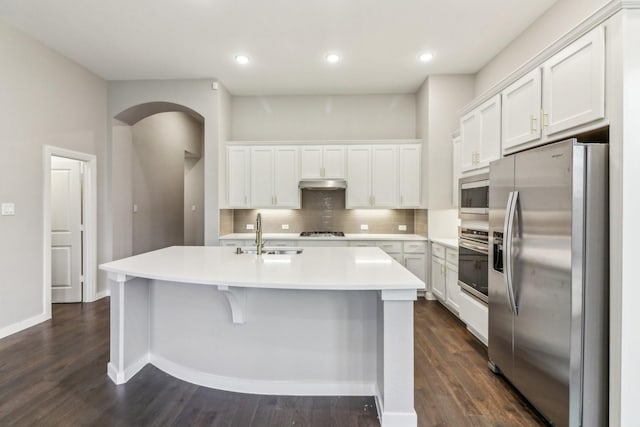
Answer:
[274, 195, 277, 205]
[400, 195, 404, 205]
[541, 109, 549, 128]
[244, 195, 247, 205]
[530, 115, 537, 133]
[321, 167, 325, 177]
[372, 195, 375, 205]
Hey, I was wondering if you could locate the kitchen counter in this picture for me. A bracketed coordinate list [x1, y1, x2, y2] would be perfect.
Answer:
[219, 232, 428, 241]
[430, 237, 458, 249]
[100, 246, 421, 427]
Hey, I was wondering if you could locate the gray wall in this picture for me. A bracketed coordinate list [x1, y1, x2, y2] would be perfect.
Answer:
[474, 0, 610, 95]
[230, 94, 417, 140]
[185, 155, 205, 246]
[111, 120, 134, 260]
[131, 112, 203, 254]
[0, 22, 108, 334]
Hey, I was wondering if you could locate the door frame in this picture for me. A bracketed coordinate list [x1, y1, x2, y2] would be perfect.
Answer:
[43, 146, 97, 315]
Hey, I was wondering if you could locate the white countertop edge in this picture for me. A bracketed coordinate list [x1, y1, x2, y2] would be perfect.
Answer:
[219, 233, 428, 241]
[429, 237, 458, 250]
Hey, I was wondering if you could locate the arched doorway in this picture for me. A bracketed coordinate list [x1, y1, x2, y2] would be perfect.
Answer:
[112, 102, 205, 258]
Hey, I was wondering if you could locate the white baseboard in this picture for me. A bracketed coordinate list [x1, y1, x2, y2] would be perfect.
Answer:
[0, 312, 50, 340]
[374, 384, 417, 427]
[424, 291, 437, 301]
[150, 353, 376, 396]
[94, 289, 111, 301]
[107, 353, 150, 385]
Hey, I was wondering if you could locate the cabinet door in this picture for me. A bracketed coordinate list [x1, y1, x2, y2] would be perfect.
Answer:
[322, 145, 345, 178]
[431, 257, 446, 301]
[445, 264, 460, 314]
[405, 254, 426, 282]
[371, 145, 397, 208]
[346, 146, 372, 208]
[542, 26, 605, 136]
[273, 147, 300, 208]
[300, 146, 323, 179]
[502, 68, 542, 151]
[398, 144, 421, 208]
[227, 147, 250, 208]
[478, 94, 501, 166]
[460, 111, 479, 172]
[452, 133, 461, 208]
[250, 147, 274, 207]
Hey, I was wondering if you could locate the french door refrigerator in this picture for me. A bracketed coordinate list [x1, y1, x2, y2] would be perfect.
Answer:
[488, 139, 608, 427]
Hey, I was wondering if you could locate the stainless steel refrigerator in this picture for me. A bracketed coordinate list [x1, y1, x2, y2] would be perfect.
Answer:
[488, 139, 608, 427]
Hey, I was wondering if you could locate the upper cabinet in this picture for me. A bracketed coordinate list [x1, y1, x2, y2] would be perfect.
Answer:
[460, 94, 501, 173]
[347, 145, 397, 208]
[250, 146, 300, 208]
[501, 26, 605, 153]
[300, 145, 345, 179]
[542, 26, 605, 137]
[398, 144, 421, 208]
[227, 146, 251, 208]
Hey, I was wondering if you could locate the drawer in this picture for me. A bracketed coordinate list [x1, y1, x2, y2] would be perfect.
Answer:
[431, 243, 445, 259]
[348, 240, 377, 247]
[220, 240, 250, 247]
[376, 241, 402, 254]
[265, 240, 298, 247]
[404, 241, 426, 254]
[446, 248, 458, 266]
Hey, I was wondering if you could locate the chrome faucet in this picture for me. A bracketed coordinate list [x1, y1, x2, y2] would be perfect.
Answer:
[255, 213, 264, 255]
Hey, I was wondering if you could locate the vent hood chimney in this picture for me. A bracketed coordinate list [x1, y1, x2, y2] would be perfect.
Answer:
[298, 179, 347, 190]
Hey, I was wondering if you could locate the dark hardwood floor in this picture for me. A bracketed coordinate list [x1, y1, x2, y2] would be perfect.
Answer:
[0, 298, 546, 426]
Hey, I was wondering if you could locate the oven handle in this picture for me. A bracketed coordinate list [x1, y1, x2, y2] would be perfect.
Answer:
[458, 240, 488, 255]
[504, 191, 519, 315]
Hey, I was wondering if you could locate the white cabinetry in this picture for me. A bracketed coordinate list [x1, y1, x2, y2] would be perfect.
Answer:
[542, 26, 605, 137]
[398, 144, 421, 208]
[501, 68, 542, 151]
[250, 146, 300, 208]
[460, 94, 501, 173]
[403, 241, 426, 283]
[431, 242, 461, 316]
[300, 145, 345, 179]
[227, 147, 251, 208]
[451, 131, 461, 208]
[459, 291, 488, 346]
[501, 26, 605, 154]
[347, 145, 397, 208]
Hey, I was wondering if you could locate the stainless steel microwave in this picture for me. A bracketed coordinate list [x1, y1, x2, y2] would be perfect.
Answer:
[459, 174, 489, 215]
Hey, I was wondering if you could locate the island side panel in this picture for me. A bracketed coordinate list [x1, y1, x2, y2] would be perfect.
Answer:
[379, 289, 418, 427]
[107, 275, 151, 384]
[147, 280, 378, 395]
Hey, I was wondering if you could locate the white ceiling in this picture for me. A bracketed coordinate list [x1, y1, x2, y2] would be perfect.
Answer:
[0, 0, 557, 95]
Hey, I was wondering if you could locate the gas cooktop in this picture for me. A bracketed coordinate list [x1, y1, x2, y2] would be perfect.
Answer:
[299, 231, 345, 237]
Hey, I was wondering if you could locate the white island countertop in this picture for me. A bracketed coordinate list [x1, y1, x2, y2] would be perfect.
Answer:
[219, 233, 428, 241]
[100, 245, 425, 291]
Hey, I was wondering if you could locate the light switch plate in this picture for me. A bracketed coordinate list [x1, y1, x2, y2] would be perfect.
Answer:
[360, 224, 368, 230]
[191, 205, 197, 212]
[398, 225, 407, 231]
[1, 203, 15, 216]
[133, 204, 138, 213]
[246, 223, 254, 230]
[281, 224, 289, 230]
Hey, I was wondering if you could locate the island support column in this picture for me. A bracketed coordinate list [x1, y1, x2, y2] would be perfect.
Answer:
[377, 289, 417, 427]
[106, 273, 151, 384]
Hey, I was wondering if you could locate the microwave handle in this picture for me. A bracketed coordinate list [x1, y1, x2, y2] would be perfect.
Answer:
[503, 191, 519, 315]
[459, 240, 488, 255]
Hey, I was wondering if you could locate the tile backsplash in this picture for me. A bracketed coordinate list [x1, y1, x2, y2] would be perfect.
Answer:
[231, 190, 417, 234]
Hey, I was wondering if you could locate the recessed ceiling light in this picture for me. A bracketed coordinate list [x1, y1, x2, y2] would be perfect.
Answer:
[419, 52, 434, 62]
[326, 53, 341, 63]
[235, 55, 250, 65]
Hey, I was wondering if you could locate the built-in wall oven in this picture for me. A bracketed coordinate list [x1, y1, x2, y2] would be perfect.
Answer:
[458, 227, 489, 303]
[459, 174, 489, 216]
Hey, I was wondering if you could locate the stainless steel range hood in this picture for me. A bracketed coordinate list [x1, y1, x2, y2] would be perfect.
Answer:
[298, 179, 347, 190]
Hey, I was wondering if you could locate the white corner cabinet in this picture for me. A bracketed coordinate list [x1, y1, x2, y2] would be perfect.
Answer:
[300, 145, 345, 179]
[501, 26, 605, 154]
[451, 130, 461, 208]
[460, 94, 501, 174]
[430, 242, 460, 315]
[346, 144, 421, 209]
[227, 146, 251, 208]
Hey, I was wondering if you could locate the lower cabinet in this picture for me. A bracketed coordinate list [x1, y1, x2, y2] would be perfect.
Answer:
[431, 242, 461, 317]
[445, 262, 460, 314]
[458, 291, 488, 346]
[431, 256, 446, 300]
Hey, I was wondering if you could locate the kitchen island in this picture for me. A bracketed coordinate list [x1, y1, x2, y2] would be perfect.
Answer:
[100, 245, 424, 427]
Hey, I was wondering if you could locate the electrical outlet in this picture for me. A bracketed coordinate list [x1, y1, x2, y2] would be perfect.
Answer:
[191, 205, 197, 212]
[360, 224, 369, 231]
[1, 203, 15, 216]
[281, 224, 289, 230]
[133, 204, 138, 213]
[398, 225, 407, 231]
[246, 223, 254, 230]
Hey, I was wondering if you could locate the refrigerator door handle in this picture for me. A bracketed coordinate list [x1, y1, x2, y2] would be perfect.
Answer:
[504, 190, 519, 315]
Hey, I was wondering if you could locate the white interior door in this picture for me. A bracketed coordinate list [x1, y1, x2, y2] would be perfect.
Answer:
[51, 156, 83, 303]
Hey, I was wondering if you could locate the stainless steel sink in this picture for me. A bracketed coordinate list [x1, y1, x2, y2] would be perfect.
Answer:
[235, 247, 303, 255]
